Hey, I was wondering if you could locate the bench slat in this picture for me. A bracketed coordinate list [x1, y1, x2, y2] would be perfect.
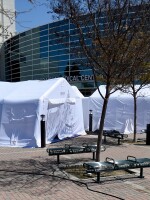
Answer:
[103, 130, 128, 145]
[46, 144, 106, 164]
[83, 156, 150, 182]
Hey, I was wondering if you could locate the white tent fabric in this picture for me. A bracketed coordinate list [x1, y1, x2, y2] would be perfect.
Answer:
[71, 86, 84, 98]
[0, 78, 86, 147]
[83, 85, 150, 134]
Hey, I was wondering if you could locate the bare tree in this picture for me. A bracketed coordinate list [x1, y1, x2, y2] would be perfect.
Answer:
[47, 0, 150, 161]
[121, 63, 150, 142]
[119, 15, 150, 142]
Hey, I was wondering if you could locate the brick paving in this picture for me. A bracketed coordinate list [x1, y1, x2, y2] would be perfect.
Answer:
[0, 133, 149, 200]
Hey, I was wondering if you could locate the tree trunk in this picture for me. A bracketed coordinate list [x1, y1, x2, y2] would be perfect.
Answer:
[96, 95, 109, 162]
[133, 94, 137, 142]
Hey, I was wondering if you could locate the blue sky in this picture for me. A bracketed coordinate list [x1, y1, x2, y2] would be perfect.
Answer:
[15, 0, 53, 33]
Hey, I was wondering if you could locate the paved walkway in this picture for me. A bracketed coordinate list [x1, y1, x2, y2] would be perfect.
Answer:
[0, 133, 149, 200]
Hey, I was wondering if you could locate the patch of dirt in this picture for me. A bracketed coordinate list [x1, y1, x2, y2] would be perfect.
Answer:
[61, 165, 134, 179]
[123, 138, 146, 145]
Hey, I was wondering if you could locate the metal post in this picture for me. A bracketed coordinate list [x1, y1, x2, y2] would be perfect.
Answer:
[104, 135, 106, 143]
[97, 172, 101, 183]
[146, 124, 150, 145]
[57, 155, 60, 164]
[89, 110, 93, 132]
[41, 114, 46, 148]
[93, 152, 95, 160]
[139, 168, 144, 178]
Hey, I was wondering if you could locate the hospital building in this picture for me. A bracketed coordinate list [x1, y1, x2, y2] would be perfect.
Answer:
[0, 0, 149, 96]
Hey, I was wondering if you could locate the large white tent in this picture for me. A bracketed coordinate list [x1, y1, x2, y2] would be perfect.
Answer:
[83, 85, 150, 134]
[0, 78, 86, 147]
[71, 86, 85, 98]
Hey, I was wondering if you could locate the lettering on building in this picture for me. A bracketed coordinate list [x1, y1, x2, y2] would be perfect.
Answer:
[42, 75, 94, 82]
[64, 75, 94, 82]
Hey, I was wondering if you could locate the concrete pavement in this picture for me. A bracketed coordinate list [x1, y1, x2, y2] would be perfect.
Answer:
[0, 133, 149, 200]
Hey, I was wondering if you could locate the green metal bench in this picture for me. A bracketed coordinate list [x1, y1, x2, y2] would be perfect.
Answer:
[103, 130, 128, 145]
[83, 156, 150, 182]
[46, 143, 106, 164]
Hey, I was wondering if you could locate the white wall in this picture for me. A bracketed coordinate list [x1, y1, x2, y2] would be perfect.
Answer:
[0, 0, 16, 81]
[0, 0, 16, 45]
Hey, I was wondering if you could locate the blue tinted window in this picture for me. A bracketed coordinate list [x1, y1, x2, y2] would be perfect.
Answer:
[40, 30, 48, 36]
[20, 32, 26, 37]
[49, 49, 68, 56]
[20, 71, 32, 76]
[34, 69, 48, 74]
[49, 39, 60, 45]
[70, 29, 79, 35]
[32, 32, 40, 38]
[49, 25, 69, 34]
[21, 75, 33, 81]
[40, 46, 48, 53]
[49, 19, 69, 29]
[40, 35, 48, 42]
[33, 54, 40, 59]
[40, 24, 48, 31]
[59, 65, 67, 72]
[49, 21, 61, 28]
[49, 73, 61, 78]
[32, 27, 40, 33]
[40, 41, 48, 47]
[33, 60, 39, 65]
[70, 35, 80, 42]
[33, 74, 48, 80]
[49, 54, 69, 61]
[40, 52, 48, 58]
[33, 64, 42, 69]
[20, 56, 26, 63]
[49, 33, 57, 40]
[59, 60, 69, 67]
[32, 38, 40, 44]
[70, 23, 77, 29]
[49, 43, 67, 50]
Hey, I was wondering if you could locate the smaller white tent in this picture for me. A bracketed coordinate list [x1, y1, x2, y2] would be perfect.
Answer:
[0, 78, 86, 147]
[83, 85, 150, 134]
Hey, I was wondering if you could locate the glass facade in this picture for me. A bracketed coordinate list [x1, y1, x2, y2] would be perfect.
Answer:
[4, 19, 96, 95]
[4, 4, 148, 96]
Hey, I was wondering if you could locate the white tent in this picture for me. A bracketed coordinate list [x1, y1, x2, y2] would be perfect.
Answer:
[83, 85, 150, 134]
[71, 86, 84, 98]
[0, 78, 86, 147]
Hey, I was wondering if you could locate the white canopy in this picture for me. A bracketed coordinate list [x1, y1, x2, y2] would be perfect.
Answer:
[83, 85, 150, 134]
[0, 78, 86, 147]
[71, 86, 85, 98]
